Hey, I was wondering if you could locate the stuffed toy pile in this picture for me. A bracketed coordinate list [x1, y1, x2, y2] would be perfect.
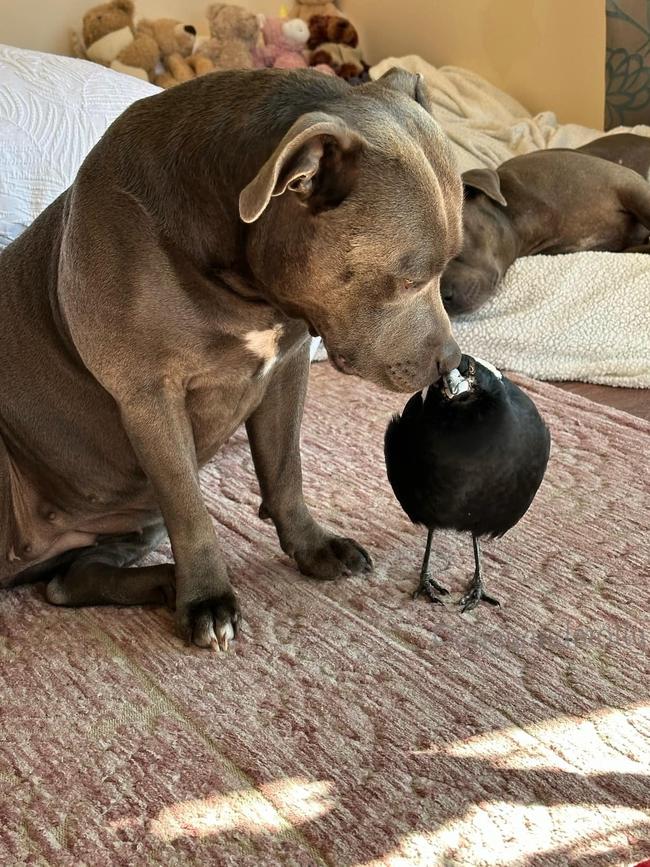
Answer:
[70, 0, 200, 87]
[71, 0, 369, 87]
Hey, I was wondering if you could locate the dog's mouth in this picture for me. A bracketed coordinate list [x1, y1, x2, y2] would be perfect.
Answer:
[307, 318, 355, 376]
[328, 352, 355, 376]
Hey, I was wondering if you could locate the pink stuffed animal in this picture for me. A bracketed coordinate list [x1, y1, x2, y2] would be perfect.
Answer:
[255, 16, 308, 69]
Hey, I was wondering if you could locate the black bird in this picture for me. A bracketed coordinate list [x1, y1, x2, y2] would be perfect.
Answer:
[384, 355, 551, 612]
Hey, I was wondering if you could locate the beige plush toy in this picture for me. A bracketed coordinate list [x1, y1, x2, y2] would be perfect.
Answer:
[137, 18, 198, 87]
[78, 0, 158, 81]
[290, 0, 340, 24]
[193, 3, 261, 71]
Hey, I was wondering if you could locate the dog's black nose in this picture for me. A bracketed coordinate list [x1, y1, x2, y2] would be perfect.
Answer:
[437, 339, 462, 377]
[185, 25, 197, 35]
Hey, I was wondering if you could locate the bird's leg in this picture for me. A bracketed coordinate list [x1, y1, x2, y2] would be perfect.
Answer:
[412, 529, 450, 603]
[458, 536, 501, 613]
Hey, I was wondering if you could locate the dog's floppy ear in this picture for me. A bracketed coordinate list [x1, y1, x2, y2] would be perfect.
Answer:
[462, 168, 507, 207]
[239, 112, 364, 224]
[377, 67, 432, 113]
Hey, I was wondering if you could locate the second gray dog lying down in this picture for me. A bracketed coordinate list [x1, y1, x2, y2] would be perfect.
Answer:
[442, 133, 650, 315]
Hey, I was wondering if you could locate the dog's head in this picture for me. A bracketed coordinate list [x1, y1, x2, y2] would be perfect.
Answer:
[439, 168, 513, 316]
[239, 68, 463, 392]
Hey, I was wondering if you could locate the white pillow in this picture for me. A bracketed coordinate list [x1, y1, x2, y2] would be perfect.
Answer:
[0, 44, 160, 249]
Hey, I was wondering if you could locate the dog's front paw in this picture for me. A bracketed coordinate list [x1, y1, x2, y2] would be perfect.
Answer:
[176, 587, 241, 651]
[294, 535, 373, 580]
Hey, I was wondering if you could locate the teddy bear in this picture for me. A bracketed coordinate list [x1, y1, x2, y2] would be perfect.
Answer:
[74, 0, 158, 81]
[307, 14, 358, 50]
[72, 2, 199, 86]
[254, 16, 309, 69]
[310, 42, 365, 80]
[307, 15, 366, 80]
[290, 0, 341, 24]
[137, 18, 198, 87]
[193, 3, 261, 72]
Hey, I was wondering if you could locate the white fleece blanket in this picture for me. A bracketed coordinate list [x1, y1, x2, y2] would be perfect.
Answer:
[370, 56, 650, 388]
[452, 253, 650, 388]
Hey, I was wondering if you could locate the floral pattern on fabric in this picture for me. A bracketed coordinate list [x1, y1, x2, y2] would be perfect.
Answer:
[606, 0, 650, 127]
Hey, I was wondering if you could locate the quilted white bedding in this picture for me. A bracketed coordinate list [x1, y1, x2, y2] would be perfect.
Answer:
[0, 44, 159, 249]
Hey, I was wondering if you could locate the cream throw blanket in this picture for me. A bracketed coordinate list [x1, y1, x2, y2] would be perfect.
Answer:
[369, 56, 650, 387]
[452, 253, 650, 388]
[370, 55, 650, 173]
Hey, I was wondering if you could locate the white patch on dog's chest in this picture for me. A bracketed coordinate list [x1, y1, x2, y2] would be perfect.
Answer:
[244, 325, 284, 377]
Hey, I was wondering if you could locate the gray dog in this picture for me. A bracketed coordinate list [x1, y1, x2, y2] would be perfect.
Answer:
[0, 68, 462, 650]
[442, 133, 650, 315]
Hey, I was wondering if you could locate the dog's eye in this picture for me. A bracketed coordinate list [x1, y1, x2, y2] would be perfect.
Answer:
[397, 275, 428, 294]
[401, 278, 428, 294]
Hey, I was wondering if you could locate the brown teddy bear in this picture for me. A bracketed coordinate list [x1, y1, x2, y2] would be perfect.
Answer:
[75, 0, 158, 81]
[310, 42, 364, 80]
[290, 0, 341, 24]
[193, 3, 261, 71]
[307, 14, 358, 50]
[307, 14, 365, 80]
[73, 2, 198, 86]
[137, 18, 198, 87]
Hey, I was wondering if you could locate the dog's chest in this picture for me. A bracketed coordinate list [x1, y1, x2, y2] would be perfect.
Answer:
[186, 325, 306, 466]
[187, 375, 264, 465]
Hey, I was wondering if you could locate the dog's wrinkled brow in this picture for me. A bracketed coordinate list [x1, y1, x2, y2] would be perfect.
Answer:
[398, 251, 438, 278]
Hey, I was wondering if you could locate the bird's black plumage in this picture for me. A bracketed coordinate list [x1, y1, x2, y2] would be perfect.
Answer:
[384, 355, 551, 610]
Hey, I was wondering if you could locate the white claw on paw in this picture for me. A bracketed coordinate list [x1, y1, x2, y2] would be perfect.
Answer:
[210, 621, 235, 652]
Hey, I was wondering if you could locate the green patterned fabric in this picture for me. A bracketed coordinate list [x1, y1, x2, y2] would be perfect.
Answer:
[606, 0, 650, 127]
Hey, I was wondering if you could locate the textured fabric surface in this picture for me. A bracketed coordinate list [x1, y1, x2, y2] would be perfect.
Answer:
[0, 44, 159, 250]
[1, 364, 649, 866]
[452, 252, 650, 388]
[606, 0, 650, 129]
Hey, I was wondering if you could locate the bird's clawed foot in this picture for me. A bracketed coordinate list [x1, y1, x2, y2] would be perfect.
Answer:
[458, 577, 500, 613]
[413, 571, 450, 604]
[457, 535, 501, 613]
[412, 529, 449, 603]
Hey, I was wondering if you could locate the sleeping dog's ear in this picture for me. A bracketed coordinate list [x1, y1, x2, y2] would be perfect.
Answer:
[377, 67, 432, 113]
[462, 168, 507, 207]
[239, 112, 364, 223]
